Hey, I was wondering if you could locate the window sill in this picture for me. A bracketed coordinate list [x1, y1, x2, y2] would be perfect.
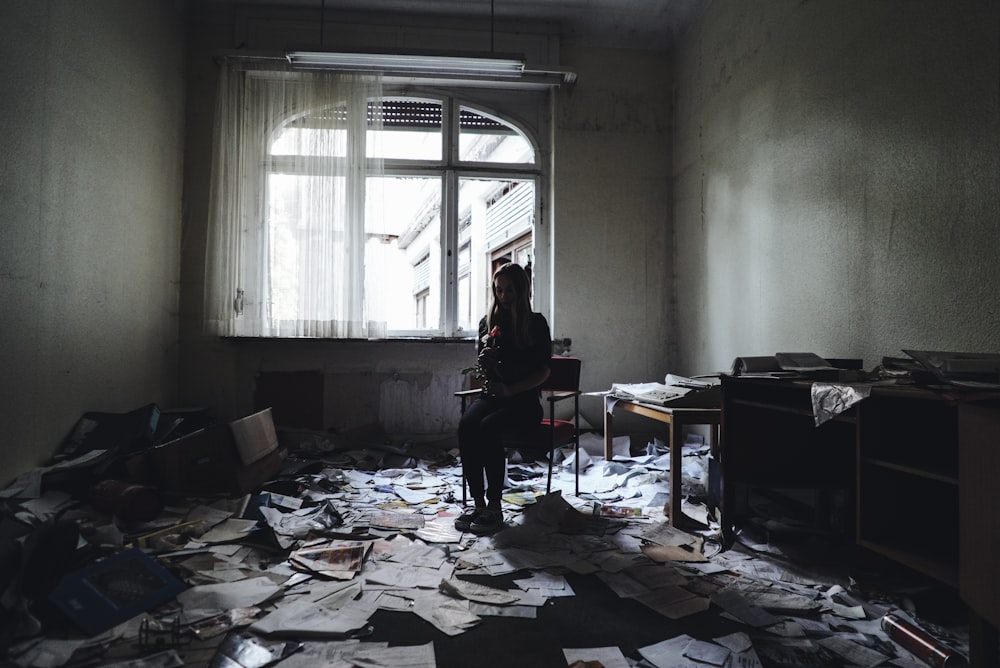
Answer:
[219, 336, 475, 343]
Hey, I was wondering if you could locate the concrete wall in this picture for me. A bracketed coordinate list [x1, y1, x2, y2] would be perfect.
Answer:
[0, 0, 186, 483]
[178, 6, 674, 437]
[553, 44, 673, 424]
[672, 1, 1000, 374]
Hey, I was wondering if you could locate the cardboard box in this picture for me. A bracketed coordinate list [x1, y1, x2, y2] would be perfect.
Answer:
[150, 408, 284, 497]
[230, 408, 279, 465]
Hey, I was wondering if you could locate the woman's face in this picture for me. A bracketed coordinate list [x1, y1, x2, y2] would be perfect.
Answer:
[494, 274, 517, 310]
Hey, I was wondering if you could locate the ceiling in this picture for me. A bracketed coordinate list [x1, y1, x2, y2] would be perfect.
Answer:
[203, 0, 710, 50]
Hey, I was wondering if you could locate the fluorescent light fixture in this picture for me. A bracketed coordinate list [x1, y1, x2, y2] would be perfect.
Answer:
[286, 50, 526, 78]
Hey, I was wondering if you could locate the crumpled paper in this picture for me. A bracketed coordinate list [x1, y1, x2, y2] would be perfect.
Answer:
[810, 383, 872, 426]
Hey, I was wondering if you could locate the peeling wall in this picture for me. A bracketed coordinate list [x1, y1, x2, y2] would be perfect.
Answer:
[379, 371, 465, 435]
[212, 338, 472, 439]
[671, 1, 1000, 374]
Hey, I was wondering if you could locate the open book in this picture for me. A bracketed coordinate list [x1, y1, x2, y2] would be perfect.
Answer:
[611, 383, 686, 406]
[775, 352, 840, 373]
[610, 382, 721, 408]
[664, 374, 715, 390]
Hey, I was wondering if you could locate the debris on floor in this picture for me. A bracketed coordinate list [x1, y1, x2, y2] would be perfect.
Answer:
[0, 406, 971, 667]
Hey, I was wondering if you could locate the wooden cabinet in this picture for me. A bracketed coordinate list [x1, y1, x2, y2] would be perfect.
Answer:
[721, 376, 999, 666]
[720, 376, 857, 541]
[957, 400, 1000, 666]
[856, 389, 960, 588]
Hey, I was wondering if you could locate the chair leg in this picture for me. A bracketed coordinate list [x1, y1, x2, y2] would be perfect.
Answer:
[574, 441, 579, 496]
[574, 395, 581, 496]
[545, 449, 553, 494]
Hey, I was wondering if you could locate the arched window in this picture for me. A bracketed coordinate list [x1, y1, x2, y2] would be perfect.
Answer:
[206, 62, 545, 339]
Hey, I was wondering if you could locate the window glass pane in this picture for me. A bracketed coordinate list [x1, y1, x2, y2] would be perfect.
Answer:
[366, 175, 442, 332]
[459, 107, 534, 164]
[457, 177, 535, 333]
[267, 173, 346, 323]
[368, 98, 442, 160]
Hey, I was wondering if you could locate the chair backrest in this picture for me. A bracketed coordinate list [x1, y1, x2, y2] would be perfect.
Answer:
[542, 356, 581, 392]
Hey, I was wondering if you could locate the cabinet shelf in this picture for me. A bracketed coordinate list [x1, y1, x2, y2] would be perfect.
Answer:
[858, 456, 959, 581]
[858, 538, 958, 588]
[862, 457, 959, 485]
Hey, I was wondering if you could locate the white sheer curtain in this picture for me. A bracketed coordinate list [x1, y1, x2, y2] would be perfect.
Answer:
[204, 59, 386, 338]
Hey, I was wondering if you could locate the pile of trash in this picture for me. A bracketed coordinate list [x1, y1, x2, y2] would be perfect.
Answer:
[0, 404, 971, 667]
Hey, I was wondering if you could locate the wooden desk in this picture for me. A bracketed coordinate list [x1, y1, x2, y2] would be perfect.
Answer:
[603, 399, 720, 528]
[721, 375, 1000, 667]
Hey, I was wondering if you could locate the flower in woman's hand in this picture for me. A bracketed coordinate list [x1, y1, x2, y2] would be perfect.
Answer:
[482, 325, 502, 347]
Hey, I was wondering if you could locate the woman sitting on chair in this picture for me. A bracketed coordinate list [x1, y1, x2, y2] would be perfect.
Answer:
[456, 262, 551, 534]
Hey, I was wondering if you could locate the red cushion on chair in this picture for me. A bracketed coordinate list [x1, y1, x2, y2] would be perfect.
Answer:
[503, 419, 575, 450]
[543, 419, 576, 444]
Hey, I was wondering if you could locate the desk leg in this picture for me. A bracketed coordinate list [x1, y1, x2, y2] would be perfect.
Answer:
[708, 423, 719, 519]
[969, 609, 999, 668]
[720, 438, 734, 549]
[604, 408, 614, 461]
[669, 422, 681, 527]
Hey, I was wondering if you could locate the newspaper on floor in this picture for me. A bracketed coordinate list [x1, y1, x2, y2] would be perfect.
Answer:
[290, 540, 372, 579]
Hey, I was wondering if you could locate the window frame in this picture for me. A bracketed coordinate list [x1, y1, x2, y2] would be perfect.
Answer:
[358, 90, 546, 339]
[256, 85, 548, 341]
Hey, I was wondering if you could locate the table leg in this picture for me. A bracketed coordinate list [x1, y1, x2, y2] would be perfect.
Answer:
[721, 436, 734, 548]
[669, 421, 682, 526]
[604, 406, 614, 461]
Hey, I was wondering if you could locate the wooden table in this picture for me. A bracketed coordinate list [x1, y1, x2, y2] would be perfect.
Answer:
[603, 398, 721, 528]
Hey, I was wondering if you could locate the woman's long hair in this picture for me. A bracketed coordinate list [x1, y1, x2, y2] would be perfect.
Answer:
[487, 263, 534, 348]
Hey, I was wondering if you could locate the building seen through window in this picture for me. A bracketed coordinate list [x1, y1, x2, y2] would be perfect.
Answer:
[268, 95, 538, 338]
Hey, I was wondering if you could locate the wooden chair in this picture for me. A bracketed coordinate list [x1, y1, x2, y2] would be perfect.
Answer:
[455, 356, 582, 502]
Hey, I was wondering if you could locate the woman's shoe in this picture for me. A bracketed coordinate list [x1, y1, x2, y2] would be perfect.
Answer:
[470, 509, 504, 534]
[454, 507, 485, 532]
